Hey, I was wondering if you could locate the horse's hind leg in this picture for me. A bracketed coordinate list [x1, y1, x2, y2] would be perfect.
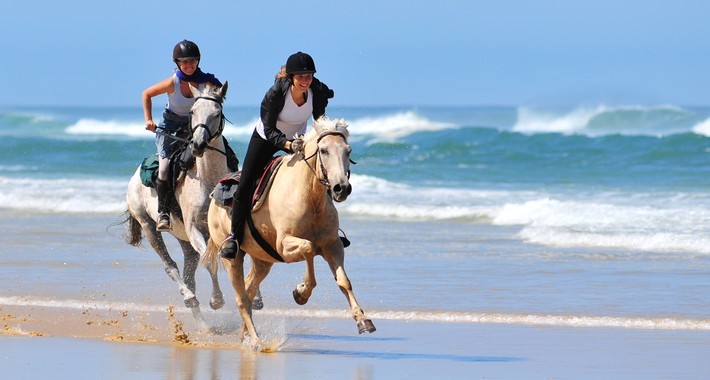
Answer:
[323, 248, 376, 334]
[245, 256, 273, 310]
[222, 253, 260, 346]
[142, 228, 205, 328]
[206, 262, 225, 310]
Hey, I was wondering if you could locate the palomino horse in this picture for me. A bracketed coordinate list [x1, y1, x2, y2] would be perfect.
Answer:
[124, 83, 229, 330]
[206, 116, 376, 348]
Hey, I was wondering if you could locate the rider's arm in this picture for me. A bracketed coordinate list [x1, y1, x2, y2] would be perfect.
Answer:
[142, 77, 173, 131]
[259, 80, 289, 150]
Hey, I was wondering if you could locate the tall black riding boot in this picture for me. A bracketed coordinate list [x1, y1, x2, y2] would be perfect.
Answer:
[221, 199, 249, 259]
[155, 178, 171, 232]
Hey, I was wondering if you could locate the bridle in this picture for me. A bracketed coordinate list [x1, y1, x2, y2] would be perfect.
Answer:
[154, 95, 228, 157]
[190, 95, 227, 156]
[302, 130, 357, 189]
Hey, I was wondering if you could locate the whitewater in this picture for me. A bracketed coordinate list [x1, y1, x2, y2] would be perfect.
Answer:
[0, 104, 708, 330]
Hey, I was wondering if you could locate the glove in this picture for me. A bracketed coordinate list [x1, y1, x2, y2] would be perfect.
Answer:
[291, 138, 304, 154]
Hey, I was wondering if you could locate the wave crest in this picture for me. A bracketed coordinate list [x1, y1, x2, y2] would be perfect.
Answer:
[512, 105, 695, 136]
[349, 111, 457, 141]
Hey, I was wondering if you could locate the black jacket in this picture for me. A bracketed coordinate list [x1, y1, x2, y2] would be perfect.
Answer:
[259, 77, 334, 150]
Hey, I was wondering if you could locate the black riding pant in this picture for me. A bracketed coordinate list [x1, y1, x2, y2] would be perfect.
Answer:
[234, 130, 281, 203]
[230, 130, 281, 236]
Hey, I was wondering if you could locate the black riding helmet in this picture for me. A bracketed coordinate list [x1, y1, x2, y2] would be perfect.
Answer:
[285, 52, 316, 75]
[173, 40, 201, 63]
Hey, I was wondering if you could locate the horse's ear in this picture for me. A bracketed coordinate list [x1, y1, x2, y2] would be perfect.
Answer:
[189, 84, 202, 98]
[217, 81, 228, 99]
[313, 116, 324, 134]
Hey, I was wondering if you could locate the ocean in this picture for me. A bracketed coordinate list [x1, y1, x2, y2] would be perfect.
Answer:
[1, 104, 709, 332]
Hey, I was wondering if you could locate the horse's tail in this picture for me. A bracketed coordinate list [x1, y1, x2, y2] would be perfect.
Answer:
[122, 209, 143, 246]
[202, 237, 222, 272]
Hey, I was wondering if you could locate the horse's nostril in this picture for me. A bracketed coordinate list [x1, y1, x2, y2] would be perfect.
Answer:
[333, 184, 342, 194]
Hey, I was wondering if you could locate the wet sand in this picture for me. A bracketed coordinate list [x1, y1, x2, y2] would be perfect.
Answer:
[1, 213, 709, 378]
[2, 301, 708, 379]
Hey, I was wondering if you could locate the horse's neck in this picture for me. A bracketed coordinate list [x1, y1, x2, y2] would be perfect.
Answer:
[296, 153, 328, 198]
[194, 139, 228, 183]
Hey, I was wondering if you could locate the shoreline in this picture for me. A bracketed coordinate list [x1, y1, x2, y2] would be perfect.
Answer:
[2, 301, 709, 379]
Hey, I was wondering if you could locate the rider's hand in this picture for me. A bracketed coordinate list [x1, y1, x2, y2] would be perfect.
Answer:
[290, 138, 304, 154]
[145, 120, 157, 132]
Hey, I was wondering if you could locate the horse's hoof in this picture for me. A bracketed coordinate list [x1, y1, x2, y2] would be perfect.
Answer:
[184, 297, 199, 309]
[252, 296, 264, 311]
[292, 289, 308, 305]
[357, 319, 376, 334]
[210, 296, 225, 310]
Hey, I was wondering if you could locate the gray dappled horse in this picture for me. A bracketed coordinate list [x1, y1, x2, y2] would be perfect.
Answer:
[124, 83, 229, 330]
[206, 116, 376, 350]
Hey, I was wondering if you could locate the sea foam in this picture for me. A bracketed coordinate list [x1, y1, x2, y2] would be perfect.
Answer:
[64, 117, 260, 140]
[0, 176, 127, 213]
[1, 296, 707, 331]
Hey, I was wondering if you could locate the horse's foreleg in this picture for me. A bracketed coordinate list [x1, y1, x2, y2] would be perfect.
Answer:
[177, 240, 210, 331]
[187, 230, 225, 311]
[177, 240, 200, 308]
[223, 254, 261, 347]
[281, 236, 317, 305]
[323, 248, 376, 334]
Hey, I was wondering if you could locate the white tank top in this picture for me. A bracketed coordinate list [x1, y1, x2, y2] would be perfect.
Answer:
[166, 73, 204, 116]
[257, 88, 313, 139]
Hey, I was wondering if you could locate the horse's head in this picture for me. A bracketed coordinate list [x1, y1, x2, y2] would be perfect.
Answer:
[189, 81, 228, 156]
[305, 116, 353, 202]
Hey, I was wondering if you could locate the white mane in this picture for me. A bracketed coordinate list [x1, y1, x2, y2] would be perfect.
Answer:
[304, 116, 350, 143]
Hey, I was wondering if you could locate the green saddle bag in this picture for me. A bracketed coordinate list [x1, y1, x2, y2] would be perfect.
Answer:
[139, 154, 160, 187]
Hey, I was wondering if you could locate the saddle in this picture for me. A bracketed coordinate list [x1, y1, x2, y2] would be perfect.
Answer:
[210, 155, 286, 211]
[210, 155, 351, 250]
[139, 136, 239, 189]
[137, 137, 239, 225]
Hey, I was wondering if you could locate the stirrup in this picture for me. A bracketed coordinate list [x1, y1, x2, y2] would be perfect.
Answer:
[220, 235, 239, 259]
[156, 213, 171, 232]
[339, 228, 351, 248]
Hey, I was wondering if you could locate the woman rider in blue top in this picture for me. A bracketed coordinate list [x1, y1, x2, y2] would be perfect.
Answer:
[142, 40, 222, 231]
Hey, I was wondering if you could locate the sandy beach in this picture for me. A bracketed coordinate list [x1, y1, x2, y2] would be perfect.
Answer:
[1, 210, 709, 379]
[2, 301, 708, 379]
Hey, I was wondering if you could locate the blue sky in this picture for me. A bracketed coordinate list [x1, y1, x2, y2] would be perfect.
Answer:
[3, 0, 709, 107]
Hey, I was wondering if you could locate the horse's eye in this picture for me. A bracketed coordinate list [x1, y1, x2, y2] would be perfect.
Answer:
[319, 148, 328, 155]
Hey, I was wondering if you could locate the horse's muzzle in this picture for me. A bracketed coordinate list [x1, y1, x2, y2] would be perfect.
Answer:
[192, 141, 206, 157]
[332, 183, 352, 202]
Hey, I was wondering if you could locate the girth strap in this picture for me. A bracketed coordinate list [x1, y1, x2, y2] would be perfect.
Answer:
[245, 213, 284, 262]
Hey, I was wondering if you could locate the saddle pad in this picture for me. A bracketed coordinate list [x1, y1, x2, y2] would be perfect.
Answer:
[251, 156, 285, 212]
[210, 156, 285, 211]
